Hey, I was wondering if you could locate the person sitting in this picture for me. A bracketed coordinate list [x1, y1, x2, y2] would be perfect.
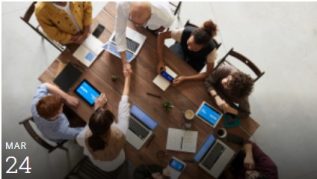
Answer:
[115, 1, 174, 74]
[204, 64, 254, 119]
[31, 82, 83, 141]
[157, 20, 218, 85]
[35, 2, 92, 45]
[221, 141, 278, 179]
[133, 164, 171, 179]
[76, 69, 132, 172]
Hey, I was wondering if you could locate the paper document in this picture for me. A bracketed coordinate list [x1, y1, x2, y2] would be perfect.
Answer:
[153, 66, 177, 91]
[166, 128, 198, 153]
[73, 34, 104, 67]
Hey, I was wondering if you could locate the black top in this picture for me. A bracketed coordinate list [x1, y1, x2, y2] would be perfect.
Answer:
[180, 26, 217, 72]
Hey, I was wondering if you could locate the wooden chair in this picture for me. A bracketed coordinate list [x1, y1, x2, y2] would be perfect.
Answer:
[19, 117, 68, 153]
[169, 1, 182, 16]
[214, 48, 265, 82]
[20, 2, 65, 52]
[64, 156, 130, 179]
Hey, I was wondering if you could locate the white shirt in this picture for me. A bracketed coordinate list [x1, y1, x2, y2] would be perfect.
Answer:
[115, 2, 174, 52]
[76, 95, 130, 172]
[53, 2, 81, 33]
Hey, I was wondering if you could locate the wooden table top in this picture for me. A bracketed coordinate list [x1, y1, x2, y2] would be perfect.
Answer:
[39, 2, 259, 178]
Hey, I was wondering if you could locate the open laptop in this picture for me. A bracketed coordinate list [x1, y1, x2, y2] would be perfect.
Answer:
[103, 27, 146, 62]
[127, 105, 158, 150]
[196, 101, 223, 128]
[54, 63, 82, 92]
[194, 135, 235, 178]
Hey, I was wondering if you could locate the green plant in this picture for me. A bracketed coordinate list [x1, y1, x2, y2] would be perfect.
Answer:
[162, 101, 174, 112]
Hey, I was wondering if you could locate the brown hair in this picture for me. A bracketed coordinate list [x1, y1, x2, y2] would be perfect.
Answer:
[192, 20, 217, 45]
[228, 72, 254, 99]
[36, 95, 63, 119]
[88, 107, 115, 151]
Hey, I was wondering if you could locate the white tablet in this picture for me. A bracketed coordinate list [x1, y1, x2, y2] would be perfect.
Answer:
[196, 101, 223, 128]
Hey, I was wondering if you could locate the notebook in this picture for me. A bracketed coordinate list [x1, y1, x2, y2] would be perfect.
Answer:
[166, 128, 198, 153]
[153, 66, 178, 91]
[73, 34, 104, 67]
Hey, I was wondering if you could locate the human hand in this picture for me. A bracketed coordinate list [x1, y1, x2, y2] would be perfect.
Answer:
[123, 63, 133, 74]
[94, 93, 108, 110]
[157, 61, 166, 74]
[151, 172, 164, 179]
[65, 95, 80, 108]
[172, 76, 185, 85]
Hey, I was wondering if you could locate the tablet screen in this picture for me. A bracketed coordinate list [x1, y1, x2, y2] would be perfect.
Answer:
[169, 159, 185, 171]
[196, 102, 222, 127]
[75, 80, 101, 106]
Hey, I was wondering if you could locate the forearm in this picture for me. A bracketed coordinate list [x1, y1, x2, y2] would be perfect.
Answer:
[182, 72, 208, 82]
[120, 52, 127, 65]
[244, 143, 253, 158]
[44, 82, 69, 99]
[123, 76, 131, 96]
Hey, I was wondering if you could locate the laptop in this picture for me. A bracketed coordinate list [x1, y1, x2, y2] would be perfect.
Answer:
[196, 101, 223, 128]
[127, 105, 158, 150]
[54, 63, 82, 92]
[194, 135, 235, 178]
[103, 27, 146, 62]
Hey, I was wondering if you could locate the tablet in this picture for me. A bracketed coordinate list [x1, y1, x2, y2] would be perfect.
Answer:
[75, 80, 101, 106]
[196, 101, 223, 128]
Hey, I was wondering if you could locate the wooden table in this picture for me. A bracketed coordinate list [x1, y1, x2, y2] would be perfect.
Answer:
[39, 2, 259, 178]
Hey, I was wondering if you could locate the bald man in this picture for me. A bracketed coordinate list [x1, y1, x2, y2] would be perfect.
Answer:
[114, 2, 174, 74]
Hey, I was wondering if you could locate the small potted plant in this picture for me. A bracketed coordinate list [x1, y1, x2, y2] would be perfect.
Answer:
[162, 101, 174, 112]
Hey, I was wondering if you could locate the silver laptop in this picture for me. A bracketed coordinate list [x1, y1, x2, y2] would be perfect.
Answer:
[126, 105, 158, 150]
[194, 135, 235, 178]
[104, 27, 146, 62]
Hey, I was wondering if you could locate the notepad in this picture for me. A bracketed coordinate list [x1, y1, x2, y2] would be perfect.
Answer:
[153, 66, 177, 91]
[73, 34, 104, 67]
[166, 128, 198, 153]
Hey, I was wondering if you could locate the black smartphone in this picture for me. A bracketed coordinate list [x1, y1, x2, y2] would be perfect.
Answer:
[225, 133, 244, 146]
[92, 24, 105, 38]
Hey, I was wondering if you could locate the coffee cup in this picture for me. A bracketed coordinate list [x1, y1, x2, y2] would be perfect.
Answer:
[184, 109, 195, 129]
[216, 128, 227, 138]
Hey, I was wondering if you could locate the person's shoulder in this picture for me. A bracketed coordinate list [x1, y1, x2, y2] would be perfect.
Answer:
[35, 2, 50, 16]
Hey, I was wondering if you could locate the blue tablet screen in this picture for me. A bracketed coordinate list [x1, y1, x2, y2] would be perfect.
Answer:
[169, 159, 185, 171]
[75, 80, 101, 106]
[197, 103, 222, 126]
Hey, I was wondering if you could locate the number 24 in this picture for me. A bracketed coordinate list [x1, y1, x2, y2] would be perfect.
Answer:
[6, 156, 31, 174]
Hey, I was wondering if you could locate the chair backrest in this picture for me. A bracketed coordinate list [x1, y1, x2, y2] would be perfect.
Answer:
[184, 20, 222, 49]
[215, 48, 265, 82]
[20, 2, 65, 52]
[19, 117, 67, 153]
[65, 157, 129, 179]
[169, 1, 182, 16]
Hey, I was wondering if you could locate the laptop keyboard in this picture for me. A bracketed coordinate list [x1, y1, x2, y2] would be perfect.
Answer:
[129, 117, 149, 139]
[202, 143, 225, 169]
[112, 36, 140, 52]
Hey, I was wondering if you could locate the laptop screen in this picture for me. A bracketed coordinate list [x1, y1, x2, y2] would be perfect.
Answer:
[194, 135, 216, 162]
[130, 105, 158, 130]
[75, 80, 101, 106]
[196, 102, 222, 127]
[104, 42, 134, 62]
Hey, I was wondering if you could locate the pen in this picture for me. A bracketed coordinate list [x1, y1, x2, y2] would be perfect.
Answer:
[180, 137, 183, 150]
[146, 92, 161, 98]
